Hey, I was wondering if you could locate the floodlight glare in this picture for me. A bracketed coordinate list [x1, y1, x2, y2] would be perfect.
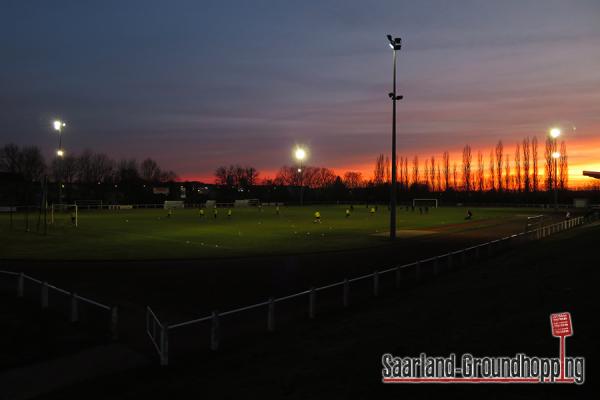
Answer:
[552, 151, 561, 159]
[550, 128, 561, 138]
[56, 149, 64, 157]
[295, 148, 306, 161]
[53, 120, 62, 131]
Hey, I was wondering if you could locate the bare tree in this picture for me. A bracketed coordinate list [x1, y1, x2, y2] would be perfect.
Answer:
[245, 167, 259, 186]
[343, 171, 363, 189]
[514, 143, 521, 192]
[462, 145, 472, 192]
[115, 159, 139, 183]
[0, 143, 21, 174]
[495, 141, 504, 191]
[477, 151, 484, 191]
[430, 156, 436, 191]
[504, 154, 511, 191]
[398, 157, 404, 189]
[214, 166, 232, 185]
[544, 137, 554, 191]
[51, 155, 78, 184]
[452, 161, 458, 190]
[412, 156, 419, 186]
[559, 141, 568, 189]
[384, 156, 391, 184]
[403, 157, 409, 188]
[423, 161, 430, 190]
[522, 137, 530, 192]
[442, 151, 450, 191]
[436, 164, 442, 192]
[488, 149, 495, 191]
[141, 158, 161, 182]
[532, 136, 539, 191]
[373, 154, 385, 185]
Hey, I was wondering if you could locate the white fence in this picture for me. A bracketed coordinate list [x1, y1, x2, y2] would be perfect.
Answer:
[0, 271, 118, 340]
[146, 215, 594, 365]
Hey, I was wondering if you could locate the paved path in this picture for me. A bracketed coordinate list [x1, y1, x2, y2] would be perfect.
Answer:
[0, 344, 148, 400]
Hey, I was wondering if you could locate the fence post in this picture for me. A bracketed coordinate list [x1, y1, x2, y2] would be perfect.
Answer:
[210, 310, 220, 351]
[70, 293, 79, 322]
[17, 273, 24, 298]
[343, 279, 349, 308]
[110, 306, 119, 341]
[309, 288, 316, 319]
[395, 266, 401, 288]
[373, 271, 380, 297]
[267, 297, 275, 332]
[41, 282, 48, 309]
[160, 325, 169, 366]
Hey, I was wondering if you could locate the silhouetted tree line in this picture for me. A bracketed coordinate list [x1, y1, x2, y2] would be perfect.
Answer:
[372, 135, 569, 195]
[0, 143, 178, 204]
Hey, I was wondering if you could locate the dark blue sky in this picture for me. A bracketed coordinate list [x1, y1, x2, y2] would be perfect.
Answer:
[2, 0, 599, 181]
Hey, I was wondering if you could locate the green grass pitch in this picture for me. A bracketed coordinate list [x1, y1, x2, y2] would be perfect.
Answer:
[0, 206, 536, 260]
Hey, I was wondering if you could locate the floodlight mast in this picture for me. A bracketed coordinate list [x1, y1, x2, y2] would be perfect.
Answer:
[295, 147, 307, 206]
[549, 128, 561, 209]
[387, 34, 403, 240]
[53, 119, 66, 202]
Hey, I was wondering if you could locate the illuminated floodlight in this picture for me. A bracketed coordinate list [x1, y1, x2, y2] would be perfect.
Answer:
[294, 147, 306, 161]
[56, 149, 64, 157]
[552, 151, 561, 159]
[53, 120, 66, 131]
[550, 128, 561, 138]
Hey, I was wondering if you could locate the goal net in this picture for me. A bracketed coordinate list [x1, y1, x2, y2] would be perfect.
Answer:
[50, 204, 78, 227]
[164, 201, 184, 210]
[74, 199, 103, 210]
[234, 199, 260, 207]
[412, 199, 438, 208]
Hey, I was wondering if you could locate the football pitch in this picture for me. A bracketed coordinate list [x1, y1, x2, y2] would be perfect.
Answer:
[0, 206, 549, 260]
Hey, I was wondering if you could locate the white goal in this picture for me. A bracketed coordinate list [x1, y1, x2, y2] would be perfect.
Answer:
[234, 199, 260, 207]
[50, 204, 78, 227]
[164, 201, 184, 210]
[412, 199, 438, 208]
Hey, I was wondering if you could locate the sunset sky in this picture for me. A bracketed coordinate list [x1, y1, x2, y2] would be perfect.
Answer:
[2, 0, 599, 185]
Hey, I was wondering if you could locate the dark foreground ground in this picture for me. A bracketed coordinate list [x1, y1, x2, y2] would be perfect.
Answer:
[7, 220, 597, 399]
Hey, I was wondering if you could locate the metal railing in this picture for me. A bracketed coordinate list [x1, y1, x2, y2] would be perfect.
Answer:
[0, 271, 119, 340]
[144, 215, 596, 365]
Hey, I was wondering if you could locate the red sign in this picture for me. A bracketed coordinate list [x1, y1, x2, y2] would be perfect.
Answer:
[550, 312, 573, 337]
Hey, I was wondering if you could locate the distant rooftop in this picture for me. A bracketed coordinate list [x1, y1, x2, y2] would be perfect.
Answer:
[583, 171, 600, 179]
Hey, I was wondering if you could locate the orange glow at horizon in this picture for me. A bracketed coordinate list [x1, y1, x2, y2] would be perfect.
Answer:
[179, 136, 600, 189]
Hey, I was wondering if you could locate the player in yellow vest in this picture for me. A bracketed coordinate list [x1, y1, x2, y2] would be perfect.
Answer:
[227, 209, 232, 218]
[370, 207, 376, 216]
[213, 207, 218, 219]
[345, 208, 351, 218]
[314, 210, 321, 223]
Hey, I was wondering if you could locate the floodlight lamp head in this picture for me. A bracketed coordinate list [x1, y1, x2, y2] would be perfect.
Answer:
[295, 147, 306, 161]
[56, 149, 64, 157]
[552, 151, 561, 159]
[550, 128, 561, 138]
